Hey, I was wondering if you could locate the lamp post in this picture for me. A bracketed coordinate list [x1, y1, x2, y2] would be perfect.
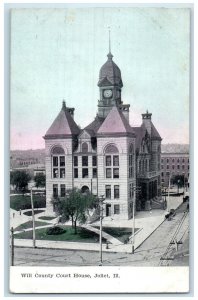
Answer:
[98, 195, 105, 266]
[30, 187, 36, 248]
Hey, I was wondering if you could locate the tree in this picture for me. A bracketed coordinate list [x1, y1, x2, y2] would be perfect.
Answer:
[52, 188, 97, 234]
[10, 170, 31, 193]
[34, 173, 46, 188]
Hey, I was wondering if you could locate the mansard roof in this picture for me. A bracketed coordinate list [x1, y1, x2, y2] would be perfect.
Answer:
[98, 53, 123, 87]
[44, 104, 80, 139]
[97, 106, 135, 137]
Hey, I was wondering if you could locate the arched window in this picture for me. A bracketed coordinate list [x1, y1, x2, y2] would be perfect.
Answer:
[104, 144, 119, 179]
[129, 144, 134, 178]
[82, 142, 88, 153]
[51, 146, 65, 179]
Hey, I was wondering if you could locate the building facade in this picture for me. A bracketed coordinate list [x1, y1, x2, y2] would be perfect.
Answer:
[161, 153, 189, 187]
[44, 49, 162, 219]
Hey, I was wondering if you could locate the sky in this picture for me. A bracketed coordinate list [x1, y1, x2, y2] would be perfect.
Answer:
[10, 7, 190, 150]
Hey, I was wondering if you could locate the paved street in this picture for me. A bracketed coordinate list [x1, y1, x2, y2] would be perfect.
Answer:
[13, 202, 189, 266]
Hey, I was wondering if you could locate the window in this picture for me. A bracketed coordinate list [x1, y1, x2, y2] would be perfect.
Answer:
[177, 159, 180, 163]
[82, 142, 88, 153]
[74, 156, 78, 166]
[53, 184, 58, 198]
[167, 159, 169, 163]
[105, 144, 119, 179]
[93, 168, 97, 178]
[53, 156, 58, 167]
[129, 144, 134, 178]
[172, 165, 175, 169]
[182, 159, 185, 163]
[113, 155, 119, 166]
[172, 158, 175, 163]
[113, 168, 119, 178]
[106, 156, 111, 166]
[51, 147, 65, 179]
[167, 165, 169, 169]
[92, 156, 97, 166]
[161, 165, 164, 169]
[177, 165, 180, 170]
[105, 185, 111, 199]
[114, 204, 120, 214]
[74, 168, 78, 178]
[53, 168, 58, 178]
[60, 184, 66, 197]
[82, 156, 88, 166]
[129, 183, 134, 199]
[166, 172, 170, 176]
[161, 159, 164, 163]
[106, 168, 111, 178]
[60, 168, 65, 178]
[82, 168, 88, 178]
[60, 156, 65, 166]
[182, 165, 185, 170]
[161, 172, 164, 177]
[114, 185, 120, 199]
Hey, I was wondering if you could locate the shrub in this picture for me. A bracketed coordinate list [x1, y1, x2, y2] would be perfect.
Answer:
[10, 195, 46, 211]
[46, 226, 66, 235]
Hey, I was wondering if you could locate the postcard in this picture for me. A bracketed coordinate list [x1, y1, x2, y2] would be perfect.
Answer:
[9, 6, 190, 294]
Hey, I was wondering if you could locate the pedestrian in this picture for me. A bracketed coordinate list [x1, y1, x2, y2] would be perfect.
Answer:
[13, 212, 15, 218]
[19, 209, 22, 216]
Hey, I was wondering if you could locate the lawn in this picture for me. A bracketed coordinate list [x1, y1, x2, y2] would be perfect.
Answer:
[38, 216, 56, 221]
[14, 221, 50, 232]
[23, 210, 45, 216]
[93, 226, 139, 243]
[10, 195, 46, 211]
[14, 226, 108, 243]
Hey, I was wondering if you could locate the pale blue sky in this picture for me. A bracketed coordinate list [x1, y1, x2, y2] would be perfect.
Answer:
[11, 7, 190, 150]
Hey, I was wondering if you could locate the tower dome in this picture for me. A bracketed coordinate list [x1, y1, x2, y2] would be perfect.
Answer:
[98, 52, 123, 87]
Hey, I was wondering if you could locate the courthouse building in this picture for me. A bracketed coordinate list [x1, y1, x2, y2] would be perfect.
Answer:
[44, 49, 162, 219]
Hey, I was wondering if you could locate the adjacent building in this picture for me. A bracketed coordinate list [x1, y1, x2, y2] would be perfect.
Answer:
[161, 153, 189, 187]
[44, 48, 162, 219]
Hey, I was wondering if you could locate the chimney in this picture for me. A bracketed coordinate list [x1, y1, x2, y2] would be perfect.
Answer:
[62, 100, 75, 119]
[142, 110, 152, 134]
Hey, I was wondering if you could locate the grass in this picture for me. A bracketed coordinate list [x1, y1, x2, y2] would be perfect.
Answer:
[14, 221, 50, 232]
[38, 216, 56, 221]
[93, 226, 139, 243]
[14, 226, 108, 243]
[10, 194, 46, 211]
[23, 210, 45, 216]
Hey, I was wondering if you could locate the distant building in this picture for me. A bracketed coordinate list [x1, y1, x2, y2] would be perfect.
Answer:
[161, 153, 189, 187]
[44, 45, 162, 219]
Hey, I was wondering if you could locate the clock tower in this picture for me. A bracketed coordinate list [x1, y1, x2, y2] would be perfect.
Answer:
[97, 51, 123, 118]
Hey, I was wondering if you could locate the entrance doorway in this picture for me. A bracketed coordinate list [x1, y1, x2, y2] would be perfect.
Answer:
[106, 204, 111, 216]
[81, 185, 89, 194]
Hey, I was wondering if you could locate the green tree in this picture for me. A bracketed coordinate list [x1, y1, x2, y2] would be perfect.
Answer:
[34, 173, 46, 188]
[52, 188, 97, 234]
[10, 170, 31, 193]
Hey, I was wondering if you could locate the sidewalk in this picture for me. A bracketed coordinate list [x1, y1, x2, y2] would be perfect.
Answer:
[11, 195, 184, 253]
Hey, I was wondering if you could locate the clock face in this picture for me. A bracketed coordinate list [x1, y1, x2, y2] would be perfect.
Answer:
[103, 89, 112, 98]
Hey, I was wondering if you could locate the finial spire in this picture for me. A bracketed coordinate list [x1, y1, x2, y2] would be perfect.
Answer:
[108, 27, 111, 53]
[62, 99, 66, 110]
[107, 26, 113, 60]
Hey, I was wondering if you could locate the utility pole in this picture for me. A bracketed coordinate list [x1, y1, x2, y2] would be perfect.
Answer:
[131, 186, 141, 254]
[30, 188, 36, 248]
[99, 195, 105, 265]
[10, 227, 14, 266]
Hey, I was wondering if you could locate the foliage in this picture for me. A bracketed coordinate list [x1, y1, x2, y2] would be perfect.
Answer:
[171, 175, 187, 187]
[52, 188, 97, 234]
[14, 225, 107, 243]
[46, 226, 66, 235]
[34, 173, 46, 188]
[10, 195, 46, 211]
[38, 216, 56, 221]
[10, 170, 31, 193]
